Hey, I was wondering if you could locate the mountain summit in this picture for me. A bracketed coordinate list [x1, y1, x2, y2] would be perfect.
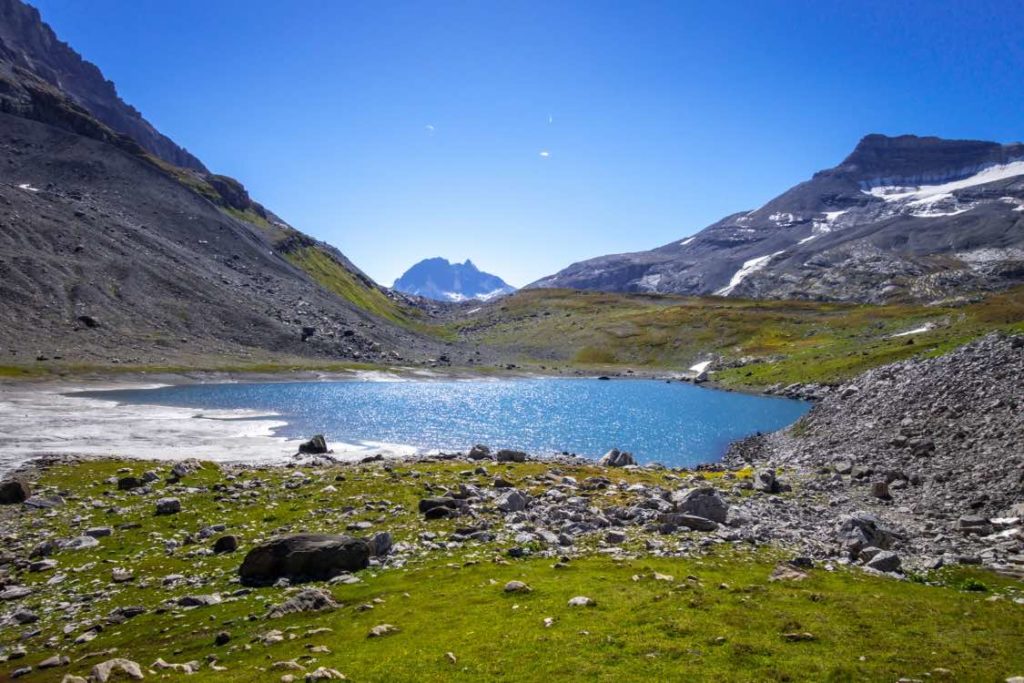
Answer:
[393, 258, 516, 302]
[531, 134, 1024, 302]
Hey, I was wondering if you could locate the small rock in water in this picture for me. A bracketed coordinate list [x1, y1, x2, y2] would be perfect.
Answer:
[298, 434, 329, 454]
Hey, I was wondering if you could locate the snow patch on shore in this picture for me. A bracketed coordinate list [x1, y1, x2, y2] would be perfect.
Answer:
[0, 383, 415, 473]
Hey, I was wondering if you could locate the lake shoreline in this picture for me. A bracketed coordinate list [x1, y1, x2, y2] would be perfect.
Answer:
[0, 372, 807, 475]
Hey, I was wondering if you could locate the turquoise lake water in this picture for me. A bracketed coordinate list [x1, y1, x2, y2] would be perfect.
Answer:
[81, 378, 809, 467]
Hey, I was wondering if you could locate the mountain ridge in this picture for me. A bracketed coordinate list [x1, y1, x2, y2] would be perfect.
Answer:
[530, 133, 1024, 302]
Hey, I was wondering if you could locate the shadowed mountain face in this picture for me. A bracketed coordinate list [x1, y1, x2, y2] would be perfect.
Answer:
[531, 134, 1024, 302]
[0, 0, 206, 171]
[0, 0, 450, 367]
[393, 258, 516, 302]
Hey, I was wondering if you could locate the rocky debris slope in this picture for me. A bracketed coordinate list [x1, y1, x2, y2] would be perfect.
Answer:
[727, 332, 1024, 575]
[531, 134, 1024, 302]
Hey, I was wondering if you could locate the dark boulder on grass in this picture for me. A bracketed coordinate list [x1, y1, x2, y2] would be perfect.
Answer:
[0, 479, 30, 504]
[213, 535, 239, 554]
[117, 476, 143, 491]
[239, 534, 370, 586]
[298, 434, 329, 455]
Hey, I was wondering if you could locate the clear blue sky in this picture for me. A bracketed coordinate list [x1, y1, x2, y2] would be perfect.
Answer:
[32, 0, 1024, 287]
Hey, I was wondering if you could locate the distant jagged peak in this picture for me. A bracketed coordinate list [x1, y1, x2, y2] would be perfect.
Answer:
[393, 257, 516, 302]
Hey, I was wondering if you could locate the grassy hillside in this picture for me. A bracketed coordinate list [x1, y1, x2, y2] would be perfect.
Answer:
[1, 458, 1021, 682]
[454, 287, 1024, 386]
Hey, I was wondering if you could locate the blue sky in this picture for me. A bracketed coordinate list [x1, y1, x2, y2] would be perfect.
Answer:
[32, 0, 1024, 287]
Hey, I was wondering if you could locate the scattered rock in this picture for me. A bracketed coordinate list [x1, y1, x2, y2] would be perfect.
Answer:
[503, 580, 531, 593]
[268, 588, 338, 618]
[368, 624, 399, 638]
[213, 535, 239, 554]
[567, 596, 595, 607]
[155, 497, 181, 515]
[90, 658, 144, 682]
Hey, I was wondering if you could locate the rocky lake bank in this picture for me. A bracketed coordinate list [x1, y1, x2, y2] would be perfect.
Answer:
[0, 332, 1022, 681]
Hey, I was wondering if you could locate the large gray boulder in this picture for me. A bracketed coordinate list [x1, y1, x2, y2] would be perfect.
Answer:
[669, 487, 728, 523]
[239, 534, 370, 586]
[836, 511, 897, 555]
[496, 449, 528, 463]
[496, 489, 528, 513]
[598, 449, 636, 467]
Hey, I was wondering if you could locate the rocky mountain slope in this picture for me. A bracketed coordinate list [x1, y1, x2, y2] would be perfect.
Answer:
[0, 0, 451, 368]
[727, 332, 1024, 575]
[532, 134, 1024, 302]
[393, 257, 516, 302]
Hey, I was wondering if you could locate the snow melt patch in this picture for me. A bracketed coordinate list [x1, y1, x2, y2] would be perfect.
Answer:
[769, 212, 796, 226]
[866, 160, 1024, 203]
[17, 183, 40, 192]
[715, 250, 785, 296]
[679, 236, 696, 247]
[890, 323, 935, 338]
[689, 360, 712, 374]
[802, 209, 850, 244]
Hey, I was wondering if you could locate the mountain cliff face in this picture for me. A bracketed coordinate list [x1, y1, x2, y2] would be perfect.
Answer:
[531, 134, 1024, 302]
[0, 0, 447, 368]
[0, 0, 206, 171]
[393, 258, 516, 302]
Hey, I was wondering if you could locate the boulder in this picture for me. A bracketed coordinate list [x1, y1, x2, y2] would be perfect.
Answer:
[495, 449, 528, 463]
[865, 550, 901, 573]
[669, 487, 728, 523]
[598, 448, 636, 467]
[369, 531, 393, 556]
[213, 535, 238, 554]
[90, 658, 144, 682]
[0, 478, 30, 504]
[239, 534, 370, 586]
[752, 469, 780, 493]
[267, 588, 338, 618]
[957, 515, 993, 536]
[496, 489, 528, 513]
[468, 444, 492, 460]
[117, 476, 143, 491]
[870, 481, 891, 500]
[298, 434, 329, 455]
[170, 460, 202, 479]
[155, 497, 181, 515]
[836, 511, 896, 555]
